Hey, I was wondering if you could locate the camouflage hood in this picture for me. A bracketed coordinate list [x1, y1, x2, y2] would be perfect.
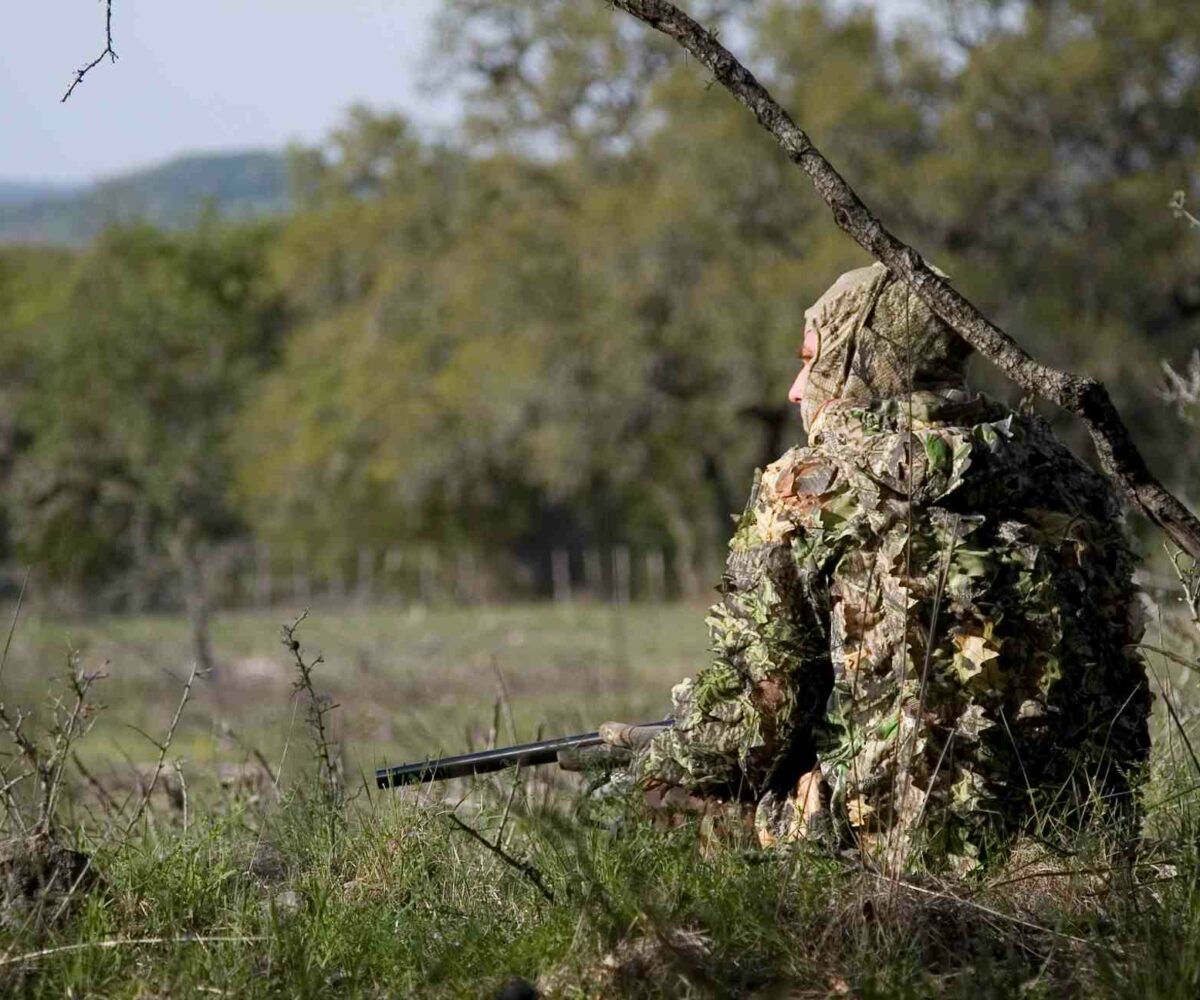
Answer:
[809, 389, 1122, 523]
[802, 263, 971, 432]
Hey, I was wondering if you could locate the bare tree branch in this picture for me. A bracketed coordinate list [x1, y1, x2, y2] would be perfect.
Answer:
[62, 0, 118, 102]
[282, 611, 343, 813]
[604, 0, 1200, 560]
[122, 661, 201, 838]
[1170, 191, 1200, 230]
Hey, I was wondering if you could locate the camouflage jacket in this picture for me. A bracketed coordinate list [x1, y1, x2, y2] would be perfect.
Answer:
[641, 390, 1150, 867]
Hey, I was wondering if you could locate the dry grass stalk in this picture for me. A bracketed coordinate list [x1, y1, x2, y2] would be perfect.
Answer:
[281, 611, 344, 815]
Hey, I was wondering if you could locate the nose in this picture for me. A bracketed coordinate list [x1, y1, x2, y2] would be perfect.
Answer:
[789, 366, 809, 405]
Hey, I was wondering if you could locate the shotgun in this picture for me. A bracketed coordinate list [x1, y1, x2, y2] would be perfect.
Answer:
[375, 720, 673, 789]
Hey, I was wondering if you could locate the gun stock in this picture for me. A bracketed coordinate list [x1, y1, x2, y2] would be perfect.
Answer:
[375, 720, 672, 789]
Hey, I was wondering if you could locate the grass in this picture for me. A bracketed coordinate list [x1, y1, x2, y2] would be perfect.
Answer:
[1, 600, 1200, 997]
[0, 602, 706, 786]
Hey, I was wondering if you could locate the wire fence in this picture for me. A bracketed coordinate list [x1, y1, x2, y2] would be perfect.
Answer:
[0, 542, 714, 615]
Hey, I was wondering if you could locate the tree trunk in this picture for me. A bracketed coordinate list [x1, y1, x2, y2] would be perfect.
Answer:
[170, 531, 217, 681]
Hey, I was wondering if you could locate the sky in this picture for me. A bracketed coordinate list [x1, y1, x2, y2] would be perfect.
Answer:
[1, 0, 455, 185]
[2, 1, 922, 187]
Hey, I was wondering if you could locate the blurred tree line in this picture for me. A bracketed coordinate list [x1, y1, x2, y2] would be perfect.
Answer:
[1, 0, 1198, 638]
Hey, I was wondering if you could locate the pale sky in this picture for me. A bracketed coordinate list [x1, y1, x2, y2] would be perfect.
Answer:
[2, 1, 921, 187]
[1, 0, 454, 185]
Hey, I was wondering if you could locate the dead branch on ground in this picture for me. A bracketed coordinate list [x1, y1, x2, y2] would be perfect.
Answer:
[446, 811, 555, 904]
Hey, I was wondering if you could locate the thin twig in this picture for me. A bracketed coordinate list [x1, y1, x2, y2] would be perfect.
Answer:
[894, 515, 961, 864]
[0, 567, 29, 685]
[1148, 661, 1200, 775]
[0, 935, 266, 968]
[1138, 643, 1200, 674]
[865, 871, 1092, 947]
[71, 752, 119, 817]
[41, 661, 106, 835]
[496, 762, 522, 849]
[174, 759, 188, 834]
[446, 812, 555, 903]
[123, 662, 201, 838]
[984, 861, 1180, 893]
[62, 0, 119, 102]
[281, 611, 342, 810]
[491, 656, 519, 745]
[0, 571, 38, 827]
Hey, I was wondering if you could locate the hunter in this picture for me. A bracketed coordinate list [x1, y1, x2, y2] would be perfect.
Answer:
[596, 262, 1151, 871]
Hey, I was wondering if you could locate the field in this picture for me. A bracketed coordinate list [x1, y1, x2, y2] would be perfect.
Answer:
[0, 602, 708, 782]
[1, 599, 1199, 998]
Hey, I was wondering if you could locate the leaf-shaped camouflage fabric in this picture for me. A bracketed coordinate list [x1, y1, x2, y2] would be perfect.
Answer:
[639, 389, 1149, 872]
[633, 260, 1148, 871]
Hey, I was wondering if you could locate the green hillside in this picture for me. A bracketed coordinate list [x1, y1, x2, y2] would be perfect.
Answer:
[0, 151, 289, 244]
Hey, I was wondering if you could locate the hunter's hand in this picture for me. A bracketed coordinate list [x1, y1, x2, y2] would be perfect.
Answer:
[557, 720, 662, 773]
[598, 721, 663, 751]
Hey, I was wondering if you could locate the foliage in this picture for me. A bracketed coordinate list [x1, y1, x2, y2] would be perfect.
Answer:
[0, 246, 71, 574]
[8, 222, 283, 606]
[5, 0, 1200, 599]
[2, 733, 1200, 996]
[232, 0, 1200, 585]
[0, 601, 1196, 998]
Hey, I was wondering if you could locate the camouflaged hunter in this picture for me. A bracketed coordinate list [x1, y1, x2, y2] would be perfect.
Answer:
[632, 262, 1151, 870]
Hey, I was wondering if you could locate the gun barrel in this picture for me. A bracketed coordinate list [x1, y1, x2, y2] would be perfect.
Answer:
[375, 721, 671, 789]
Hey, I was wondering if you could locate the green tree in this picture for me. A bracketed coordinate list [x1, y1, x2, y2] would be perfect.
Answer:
[0, 245, 72, 574]
[238, 0, 1200, 589]
[236, 2, 929, 590]
[906, 0, 1200, 477]
[12, 221, 283, 671]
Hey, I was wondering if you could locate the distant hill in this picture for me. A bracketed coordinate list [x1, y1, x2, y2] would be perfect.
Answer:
[0, 151, 291, 245]
[0, 181, 77, 207]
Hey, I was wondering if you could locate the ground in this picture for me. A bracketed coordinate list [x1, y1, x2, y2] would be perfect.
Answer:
[0, 600, 1197, 998]
[2, 601, 705, 783]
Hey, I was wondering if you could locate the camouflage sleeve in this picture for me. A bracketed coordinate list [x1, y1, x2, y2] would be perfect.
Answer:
[640, 449, 840, 799]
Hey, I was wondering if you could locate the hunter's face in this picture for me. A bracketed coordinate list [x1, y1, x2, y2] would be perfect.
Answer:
[788, 323, 820, 407]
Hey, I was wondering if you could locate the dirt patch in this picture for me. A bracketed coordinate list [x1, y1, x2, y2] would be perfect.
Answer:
[0, 834, 96, 928]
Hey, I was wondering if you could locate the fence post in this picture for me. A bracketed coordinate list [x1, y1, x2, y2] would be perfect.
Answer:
[645, 548, 666, 603]
[419, 546, 439, 604]
[255, 540, 272, 608]
[328, 560, 346, 604]
[292, 543, 311, 606]
[456, 549, 478, 604]
[551, 548, 572, 604]
[675, 551, 700, 599]
[613, 545, 631, 605]
[584, 547, 604, 601]
[384, 547, 404, 598]
[357, 546, 375, 605]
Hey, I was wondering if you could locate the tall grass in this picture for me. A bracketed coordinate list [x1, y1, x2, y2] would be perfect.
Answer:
[1, 604, 1199, 997]
[3, 772, 1200, 997]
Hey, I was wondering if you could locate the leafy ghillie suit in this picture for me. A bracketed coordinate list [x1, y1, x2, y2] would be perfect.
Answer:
[639, 263, 1151, 870]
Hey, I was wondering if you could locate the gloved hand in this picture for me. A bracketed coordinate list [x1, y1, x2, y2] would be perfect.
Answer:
[556, 720, 662, 772]
[598, 721, 665, 751]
